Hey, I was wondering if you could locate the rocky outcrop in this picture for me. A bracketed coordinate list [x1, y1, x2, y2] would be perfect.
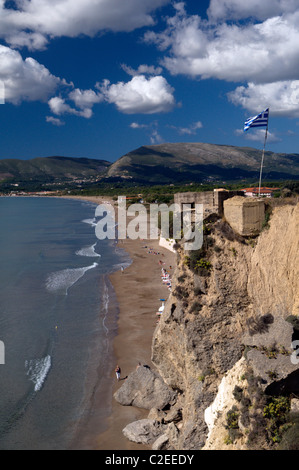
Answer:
[122, 419, 168, 446]
[114, 365, 177, 410]
[117, 202, 299, 450]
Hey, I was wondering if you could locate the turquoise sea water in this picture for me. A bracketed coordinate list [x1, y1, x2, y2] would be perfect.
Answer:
[0, 197, 130, 450]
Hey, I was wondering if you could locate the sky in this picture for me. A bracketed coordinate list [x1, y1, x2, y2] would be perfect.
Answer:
[2, 0, 299, 162]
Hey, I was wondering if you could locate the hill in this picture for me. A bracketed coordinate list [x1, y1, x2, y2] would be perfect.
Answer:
[2, 143, 299, 188]
[0, 156, 111, 183]
[106, 142, 299, 183]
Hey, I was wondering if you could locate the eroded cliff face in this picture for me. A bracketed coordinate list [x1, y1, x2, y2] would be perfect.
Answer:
[151, 202, 299, 450]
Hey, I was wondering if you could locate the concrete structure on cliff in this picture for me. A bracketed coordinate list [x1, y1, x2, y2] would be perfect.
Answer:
[174, 189, 244, 219]
[223, 196, 265, 237]
[174, 189, 265, 237]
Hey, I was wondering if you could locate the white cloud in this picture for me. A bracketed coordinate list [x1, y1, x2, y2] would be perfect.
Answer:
[208, 0, 299, 22]
[169, 121, 203, 135]
[143, 2, 299, 120]
[68, 88, 103, 109]
[121, 64, 163, 77]
[46, 116, 65, 126]
[0, 0, 170, 50]
[0, 45, 62, 104]
[98, 75, 175, 114]
[48, 96, 93, 119]
[228, 81, 299, 118]
[179, 121, 203, 135]
[130, 122, 149, 129]
[235, 128, 281, 144]
[150, 129, 163, 144]
[145, 5, 299, 84]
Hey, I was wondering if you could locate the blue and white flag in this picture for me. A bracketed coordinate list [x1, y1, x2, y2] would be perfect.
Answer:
[244, 108, 269, 132]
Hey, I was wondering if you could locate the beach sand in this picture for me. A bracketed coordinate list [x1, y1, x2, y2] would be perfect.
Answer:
[63, 196, 176, 450]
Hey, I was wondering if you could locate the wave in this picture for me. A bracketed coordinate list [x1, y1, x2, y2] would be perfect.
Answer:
[25, 355, 51, 392]
[112, 260, 132, 272]
[45, 262, 98, 294]
[76, 243, 101, 258]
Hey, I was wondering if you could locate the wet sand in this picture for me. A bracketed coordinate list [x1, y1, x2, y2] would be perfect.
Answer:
[62, 196, 176, 450]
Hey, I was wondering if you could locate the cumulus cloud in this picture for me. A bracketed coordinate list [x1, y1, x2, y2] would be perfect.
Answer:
[0, 0, 170, 50]
[207, 0, 299, 22]
[68, 88, 103, 110]
[228, 81, 299, 118]
[142, 2, 299, 120]
[97, 75, 175, 114]
[146, 8, 299, 84]
[0, 45, 62, 104]
[48, 96, 93, 119]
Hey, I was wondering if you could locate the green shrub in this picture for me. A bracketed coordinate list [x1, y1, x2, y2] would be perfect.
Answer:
[263, 396, 290, 421]
[226, 406, 239, 429]
[263, 396, 290, 444]
[225, 406, 242, 443]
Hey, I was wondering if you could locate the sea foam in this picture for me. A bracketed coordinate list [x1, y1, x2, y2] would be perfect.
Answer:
[76, 243, 101, 258]
[25, 355, 52, 392]
[45, 262, 98, 294]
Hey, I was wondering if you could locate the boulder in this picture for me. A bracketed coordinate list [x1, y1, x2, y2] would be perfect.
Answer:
[122, 419, 167, 445]
[114, 365, 177, 410]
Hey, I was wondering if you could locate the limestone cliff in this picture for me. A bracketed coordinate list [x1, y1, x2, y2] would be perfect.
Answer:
[150, 202, 299, 450]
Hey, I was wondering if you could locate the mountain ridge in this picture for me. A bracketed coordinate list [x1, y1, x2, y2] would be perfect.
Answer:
[106, 142, 299, 183]
[1, 142, 299, 185]
[0, 156, 111, 183]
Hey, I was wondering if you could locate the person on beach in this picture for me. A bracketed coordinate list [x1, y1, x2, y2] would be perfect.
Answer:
[115, 365, 121, 381]
[121, 266, 124, 274]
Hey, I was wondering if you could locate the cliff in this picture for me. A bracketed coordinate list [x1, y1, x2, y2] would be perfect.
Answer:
[116, 200, 299, 450]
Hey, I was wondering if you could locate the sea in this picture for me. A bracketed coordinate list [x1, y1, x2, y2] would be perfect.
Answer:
[0, 196, 131, 450]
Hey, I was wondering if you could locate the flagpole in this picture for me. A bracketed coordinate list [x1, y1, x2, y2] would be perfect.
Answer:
[258, 108, 269, 197]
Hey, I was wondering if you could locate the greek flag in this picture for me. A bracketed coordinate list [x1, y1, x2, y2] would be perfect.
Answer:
[244, 108, 269, 132]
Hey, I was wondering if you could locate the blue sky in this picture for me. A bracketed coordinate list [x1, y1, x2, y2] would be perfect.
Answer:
[1, 0, 299, 162]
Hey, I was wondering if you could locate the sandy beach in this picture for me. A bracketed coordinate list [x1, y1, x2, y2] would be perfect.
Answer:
[63, 196, 176, 450]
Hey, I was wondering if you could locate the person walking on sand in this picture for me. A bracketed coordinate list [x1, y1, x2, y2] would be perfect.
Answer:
[115, 365, 121, 381]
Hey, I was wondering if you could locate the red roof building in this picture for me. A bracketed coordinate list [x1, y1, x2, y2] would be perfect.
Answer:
[241, 187, 280, 198]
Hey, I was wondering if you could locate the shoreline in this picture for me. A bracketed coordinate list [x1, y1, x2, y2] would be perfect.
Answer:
[62, 196, 176, 450]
